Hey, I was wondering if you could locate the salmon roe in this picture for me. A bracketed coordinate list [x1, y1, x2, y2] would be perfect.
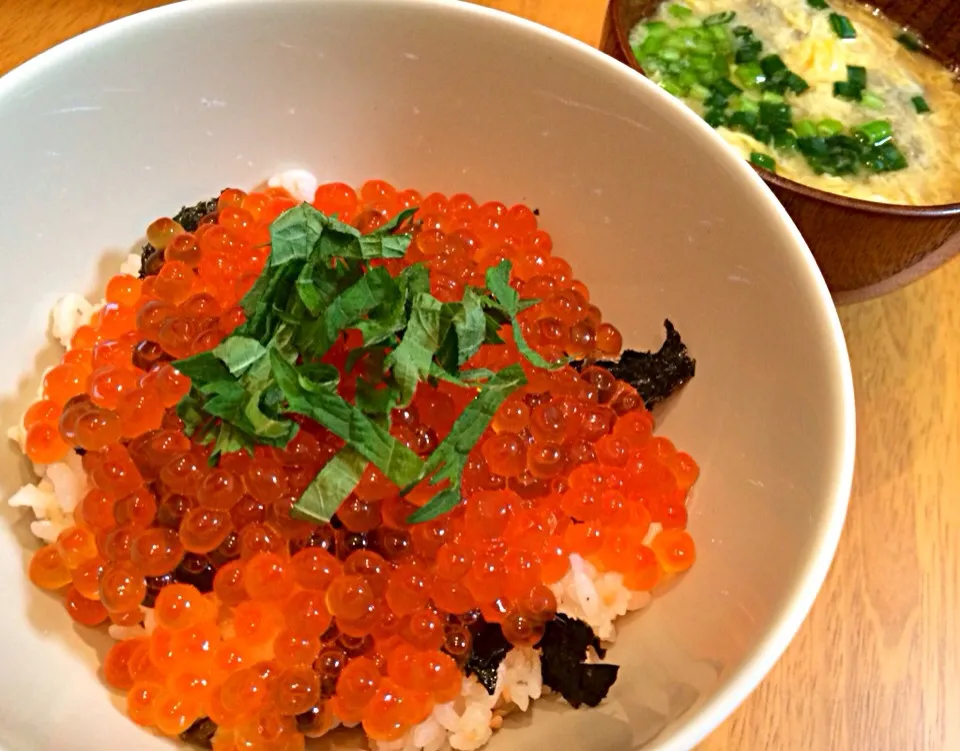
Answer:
[23, 182, 699, 748]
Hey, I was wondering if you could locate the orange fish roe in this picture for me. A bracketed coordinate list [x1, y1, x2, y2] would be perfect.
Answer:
[23, 180, 699, 748]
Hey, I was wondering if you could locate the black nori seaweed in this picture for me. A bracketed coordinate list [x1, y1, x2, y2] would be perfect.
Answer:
[571, 319, 695, 409]
[179, 717, 218, 749]
[138, 197, 220, 279]
[138, 246, 165, 279]
[464, 619, 514, 695]
[536, 613, 619, 708]
[173, 197, 220, 232]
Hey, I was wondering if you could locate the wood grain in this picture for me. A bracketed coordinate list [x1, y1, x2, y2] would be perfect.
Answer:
[2, 0, 959, 749]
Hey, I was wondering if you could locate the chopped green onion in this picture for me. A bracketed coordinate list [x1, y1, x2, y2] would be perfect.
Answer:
[693, 37, 717, 55]
[663, 29, 693, 50]
[833, 81, 862, 101]
[690, 54, 717, 73]
[912, 95, 931, 113]
[636, 35, 663, 56]
[822, 135, 863, 175]
[704, 91, 729, 109]
[644, 21, 671, 37]
[865, 141, 908, 172]
[761, 91, 784, 104]
[751, 125, 773, 144]
[735, 62, 766, 88]
[895, 31, 923, 51]
[738, 97, 760, 114]
[706, 25, 725, 42]
[660, 47, 682, 62]
[861, 91, 886, 110]
[660, 80, 685, 97]
[750, 152, 777, 171]
[760, 55, 787, 78]
[794, 119, 817, 138]
[732, 26, 763, 63]
[829, 13, 857, 39]
[759, 101, 792, 132]
[798, 136, 828, 157]
[704, 108, 726, 127]
[727, 110, 758, 132]
[817, 118, 844, 136]
[806, 0, 828, 8]
[774, 131, 798, 151]
[712, 77, 743, 97]
[798, 134, 861, 176]
[689, 83, 711, 101]
[703, 11, 736, 26]
[846, 65, 867, 89]
[701, 68, 722, 85]
[677, 69, 699, 89]
[668, 4, 694, 20]
[785, 72, 810, 94]
[854, 119, 893, 145]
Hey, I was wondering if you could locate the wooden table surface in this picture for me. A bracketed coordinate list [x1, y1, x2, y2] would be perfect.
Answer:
[2, 0, 959, 748]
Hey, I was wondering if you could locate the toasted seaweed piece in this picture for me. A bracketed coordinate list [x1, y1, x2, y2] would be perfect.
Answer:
[138, 245, 165, 279]
[464, 619, 514, 695]
[536, 613, 619, 708]
[179, 717, 218, 749]
[138, 196, 220, 278]
[174, 197, 220, 232]
[571, 319, 695, 409]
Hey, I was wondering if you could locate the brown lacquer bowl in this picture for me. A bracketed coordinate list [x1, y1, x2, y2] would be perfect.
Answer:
[602, 0, 960, 302]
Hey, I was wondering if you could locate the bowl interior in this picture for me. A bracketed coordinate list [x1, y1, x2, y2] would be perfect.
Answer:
[0, 1, 854, 749]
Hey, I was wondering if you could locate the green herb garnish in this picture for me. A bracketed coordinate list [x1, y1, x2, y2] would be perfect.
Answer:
[912, 95, 931, 114]
[798, 125, 908, 176]
[853, 119, 893, 146]
[631, 10, 907, 178]
[750, 152, 777, 172]
[806, 0, 828, 8]
[817, 118, 844, 137]
[703, 11, 736, 26]
[406, 363, 527, 523]
[846, 65, 867, 89]
[895, 31, 923, 51]
[861, 91, 885, 110]
[794, 119, 817, 138]
[833, 81, 862, 101]
[175, 204, 553, 524]
[732, 26, 763, 63]
[829, 13, 857, 39]
[833, 65, 867, 102]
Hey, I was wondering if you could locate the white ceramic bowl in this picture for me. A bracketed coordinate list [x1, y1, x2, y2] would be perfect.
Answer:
[0, 1, 855, 749]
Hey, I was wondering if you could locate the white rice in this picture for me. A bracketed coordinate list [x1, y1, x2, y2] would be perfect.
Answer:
[6, 173, 666, 751]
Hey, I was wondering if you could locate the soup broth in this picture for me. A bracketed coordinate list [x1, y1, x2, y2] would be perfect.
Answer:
[630, 0, 960, 205]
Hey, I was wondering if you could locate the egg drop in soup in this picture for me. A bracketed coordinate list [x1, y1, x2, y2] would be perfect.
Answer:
[631, 0, 960, 205]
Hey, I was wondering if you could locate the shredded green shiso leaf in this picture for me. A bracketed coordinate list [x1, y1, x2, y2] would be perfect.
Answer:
[173, 203, 560, 525]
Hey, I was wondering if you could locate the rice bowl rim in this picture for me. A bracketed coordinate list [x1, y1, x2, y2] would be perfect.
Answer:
[0, 0, 856, 749]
